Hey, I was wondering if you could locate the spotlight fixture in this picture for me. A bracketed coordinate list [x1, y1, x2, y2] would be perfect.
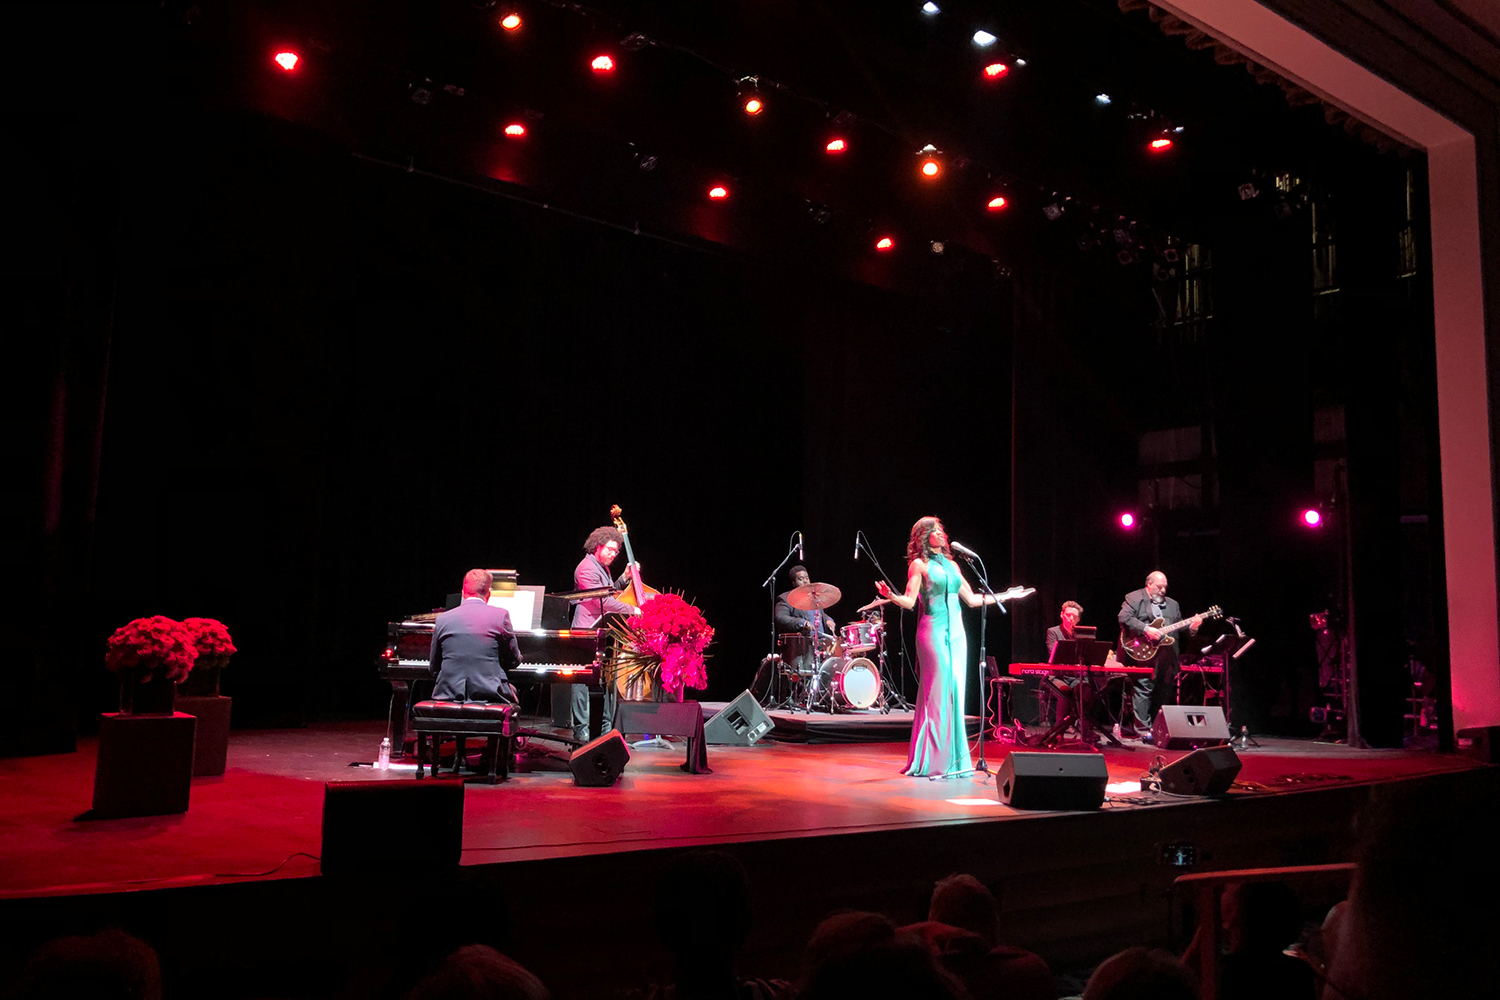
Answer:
[743, 96, 764, 115]
[982, 62, 1009, 79]
[737, 78, 764, 116]
[1162, 246, 1180, 263]
[503, 123, 526, 137]
[825, 138, 847, 154]
[1119, 512, 1137, 529]
[916, 144, 942, 179]
[1302, 509, 1323, 527]
[620, 32, 650, 51]
[590, 54, 615, 73]
[986, 195, 1008, 211]
[1095, 93, 1111, 106]
[1149, 137, 1173, 152]
[708, 185, 729, 200]
[875, 236, 895, 251]
[920, 159, 940, 178]
[922, 2, 941, 13]
[1014, 58, 1027, 67]
[499, 13, 521, 30]
[930, 241, 945, 254]
[273, 50, 299, 72]
[973, 30, 997, 47]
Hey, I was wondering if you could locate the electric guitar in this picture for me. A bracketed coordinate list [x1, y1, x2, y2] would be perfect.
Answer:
[1119, 605, 1222, 662]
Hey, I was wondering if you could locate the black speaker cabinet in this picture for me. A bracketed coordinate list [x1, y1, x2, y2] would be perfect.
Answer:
[704, 690, 774, 746]
[1153, 705, 1232, 749]
[1456, 726, 1500, 763]
[569, 731, 629, 787]
[997, 751, 1108, 810]
[321, 779, 464, 875]
[1160, 745, 1242, 795]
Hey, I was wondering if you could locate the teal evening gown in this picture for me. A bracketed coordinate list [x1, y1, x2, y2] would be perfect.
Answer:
[903, 553, 973, 777]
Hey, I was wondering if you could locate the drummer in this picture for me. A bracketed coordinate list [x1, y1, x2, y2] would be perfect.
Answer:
[775, 566, 839, 674]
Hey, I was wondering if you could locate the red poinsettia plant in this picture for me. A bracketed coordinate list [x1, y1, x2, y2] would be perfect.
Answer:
[608, 593, 713, 698]
[183, 617, 237, 670]
[104, 616, 198, 683]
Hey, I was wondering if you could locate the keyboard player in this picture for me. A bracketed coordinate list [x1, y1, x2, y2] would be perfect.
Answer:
[429, 569, 522, 704]
[1039, 601, 1084, 727]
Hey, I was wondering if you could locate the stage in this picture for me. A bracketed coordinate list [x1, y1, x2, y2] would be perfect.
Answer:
[0, 716, 1490, 999]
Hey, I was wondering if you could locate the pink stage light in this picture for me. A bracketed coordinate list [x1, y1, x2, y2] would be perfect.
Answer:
[875, 236, 895, 251]
[743, 97, 764, 115]
[273, 51, 299, 72]
[708, 185, 729, 200]
[1119, 513, 1136, 529]
[591, 55, 615, 73]
[825, 138, 847, 154]
[1149, 137, 1173, 152]
[987, 195, 1008, 211]
[983, 62, 1009, 79]
[503, 123, 526, 137]
[1303, 509, 1323, 527]
[920, 158, 940, 178]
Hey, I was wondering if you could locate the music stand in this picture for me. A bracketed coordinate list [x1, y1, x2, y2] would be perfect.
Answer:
[1031, 637, 1120, 749]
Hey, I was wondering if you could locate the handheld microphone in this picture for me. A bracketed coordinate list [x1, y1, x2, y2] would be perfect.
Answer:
[950, 540, 979, 560]
[797, 532, 804, 561]
[854, 533, 860, 560]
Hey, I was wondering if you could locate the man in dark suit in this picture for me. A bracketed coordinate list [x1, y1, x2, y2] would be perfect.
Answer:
[558, 526, 641, 742]
[1117, 571, 1201, 742]
[429, 569, 522, 704]
[1040, 600, 1084, 726]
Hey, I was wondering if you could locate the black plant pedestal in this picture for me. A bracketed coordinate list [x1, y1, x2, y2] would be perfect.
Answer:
[175, 696, 232, 776]
[86, 712, 197, 820]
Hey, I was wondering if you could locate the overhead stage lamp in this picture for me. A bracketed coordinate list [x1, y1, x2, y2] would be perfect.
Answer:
[916, 144, 942, 179]
[708, 185, 729, 200]
[922, 3, 941, 14]
[1302, 509, 1323, 527]
[825, 138, 847, 154]
[499, 13, 521, 31]
[1119, 512, 1137, 529]
[987, 195, 1008, 211]
[1149, 136, 1174, 152]
[973, 30, 997, 47]
[875, 236, 895, 252]
[1095, 93, 1111, 106]
[503, 123, 526, 137]
[983, 62, 1009, 80]
[591, 54, 615, 73]
[273, 50, 299, 72]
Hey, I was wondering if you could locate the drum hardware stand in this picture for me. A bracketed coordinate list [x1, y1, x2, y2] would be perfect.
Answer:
[855, 530, 913, 712]
[760, 531, 804, 673]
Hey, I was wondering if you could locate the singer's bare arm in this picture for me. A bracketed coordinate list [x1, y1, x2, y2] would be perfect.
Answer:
[876, 560, 924, 611]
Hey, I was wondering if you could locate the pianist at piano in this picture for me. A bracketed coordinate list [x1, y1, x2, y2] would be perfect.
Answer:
[429, 569, 522, 705]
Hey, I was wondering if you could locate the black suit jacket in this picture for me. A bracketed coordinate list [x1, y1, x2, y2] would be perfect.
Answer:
[774, 592, 837, 637]
[1118, 588, 1185, 668]
[429, 598, 522, 703]
[571, 553, 635, 627]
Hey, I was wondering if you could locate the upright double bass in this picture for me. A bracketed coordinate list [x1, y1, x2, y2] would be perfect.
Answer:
[609, 504, 660, 607]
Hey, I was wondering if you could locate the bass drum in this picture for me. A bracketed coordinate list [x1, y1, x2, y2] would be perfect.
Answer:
[814, 656, 882, 711]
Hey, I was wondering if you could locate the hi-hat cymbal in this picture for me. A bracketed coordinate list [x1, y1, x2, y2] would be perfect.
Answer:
[787, 582, 842, 611]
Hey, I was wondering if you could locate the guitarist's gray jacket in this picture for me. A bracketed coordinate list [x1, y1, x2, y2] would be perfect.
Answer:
[1118, 589, 1184, 639]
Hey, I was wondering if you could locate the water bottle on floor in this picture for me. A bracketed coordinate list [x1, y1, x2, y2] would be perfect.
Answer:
[378, 737, 391, 770]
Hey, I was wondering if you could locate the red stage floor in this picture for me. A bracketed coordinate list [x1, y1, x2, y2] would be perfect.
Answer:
[0, 719, 1480, 899]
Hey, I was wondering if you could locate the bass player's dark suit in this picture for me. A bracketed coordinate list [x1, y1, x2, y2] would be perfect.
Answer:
[1117, 587, 1185, 737]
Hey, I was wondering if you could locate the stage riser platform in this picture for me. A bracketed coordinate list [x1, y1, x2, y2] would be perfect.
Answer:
[2, 768, 1487, 1000]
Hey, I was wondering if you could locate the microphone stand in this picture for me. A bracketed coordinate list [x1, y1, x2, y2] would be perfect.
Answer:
[761, 535, 800, 709]
[855, 532, 913, 711]
[937, 547, 1005, 782]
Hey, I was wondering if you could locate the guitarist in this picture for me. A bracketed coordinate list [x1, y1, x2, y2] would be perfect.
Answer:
[1117, 571, 1202, 743]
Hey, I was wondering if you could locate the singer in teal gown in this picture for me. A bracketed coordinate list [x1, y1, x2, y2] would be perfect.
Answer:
[877, 517, 1011, 778]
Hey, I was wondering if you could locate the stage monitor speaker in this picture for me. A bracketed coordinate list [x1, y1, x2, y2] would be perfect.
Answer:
[1153, 705, 1231, 749]
[704, 690, 773, 746]
[1456, 726, 1500, 763]
[997, 751, 1108, 811]
[1159, 745, 1242, 795]
[321, 779, 463, 875]
[569, 731, 629, 787]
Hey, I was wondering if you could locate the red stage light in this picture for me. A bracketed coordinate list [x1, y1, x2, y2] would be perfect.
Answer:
[875, 236, 895, 251]
[500, 13, 522, 30]
[983, 62, 1009, 79]
[825, 138, 847, 154]
[1119, 512, 1136, 529]
[591, 55, 615, 73]
[1303, 509, 1323, 527]
[708, 185, 729, 200]
[503, 123, 526, 137]
[920, 159, 940, 178]
[743, 97, 763, 115]
[273, 51, 299, 72]
[1149, 137, 1173, 151]
[987, 195, 1008, 211]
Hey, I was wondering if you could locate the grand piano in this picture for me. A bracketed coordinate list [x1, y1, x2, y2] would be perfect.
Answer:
[377, 579, 611, 755]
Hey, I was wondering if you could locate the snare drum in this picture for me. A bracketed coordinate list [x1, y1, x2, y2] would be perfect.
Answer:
[839, 621, 881, 653]
[814, 656, 883, 711]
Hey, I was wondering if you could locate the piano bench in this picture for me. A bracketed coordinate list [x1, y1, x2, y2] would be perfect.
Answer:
[410, 701, 519, 784]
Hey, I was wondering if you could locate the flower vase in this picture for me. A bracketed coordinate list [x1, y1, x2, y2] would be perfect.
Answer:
[178, 657, 225, 697]
[120, 670, 177, 716]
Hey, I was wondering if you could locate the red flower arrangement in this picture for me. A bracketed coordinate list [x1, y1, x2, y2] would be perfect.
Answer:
[183, 618, 237, 670]
[608, 593, 713, 698]
[105, 616, 198, 684]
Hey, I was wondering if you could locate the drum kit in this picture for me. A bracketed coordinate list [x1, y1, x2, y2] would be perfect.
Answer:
[773, 581, 906, 714]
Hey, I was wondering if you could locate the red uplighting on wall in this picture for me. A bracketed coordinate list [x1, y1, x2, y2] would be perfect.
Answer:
[273, 51, 299, 72]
